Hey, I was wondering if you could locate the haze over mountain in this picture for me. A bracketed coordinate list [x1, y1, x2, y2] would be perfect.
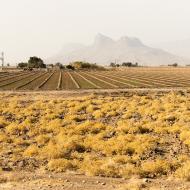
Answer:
[47, 34, 190, 66]
[154, 38, 190, 60]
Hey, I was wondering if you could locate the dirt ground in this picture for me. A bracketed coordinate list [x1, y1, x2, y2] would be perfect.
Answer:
[0, 87, 189, 99]
[0, 171, 190, 190]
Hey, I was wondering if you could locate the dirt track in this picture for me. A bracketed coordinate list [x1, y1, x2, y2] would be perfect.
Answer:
[1, 171, 190, 190]
[0, 87, 189, 99]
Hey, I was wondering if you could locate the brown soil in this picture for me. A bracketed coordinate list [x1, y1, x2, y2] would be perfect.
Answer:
[0, 171, 190, 190]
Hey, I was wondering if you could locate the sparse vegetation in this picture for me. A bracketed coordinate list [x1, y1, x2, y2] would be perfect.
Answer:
[0, 91, 190, 182]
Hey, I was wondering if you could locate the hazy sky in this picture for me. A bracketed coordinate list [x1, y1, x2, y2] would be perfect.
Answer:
[0, 0, 190, 64]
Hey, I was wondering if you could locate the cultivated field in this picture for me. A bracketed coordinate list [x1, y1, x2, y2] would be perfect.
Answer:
[1, 90, 190, 189]
[1, 68, 190, 90]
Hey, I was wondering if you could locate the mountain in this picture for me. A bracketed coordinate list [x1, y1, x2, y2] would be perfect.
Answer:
[47, 34, 190, 66]
[154, 39, 190, 60]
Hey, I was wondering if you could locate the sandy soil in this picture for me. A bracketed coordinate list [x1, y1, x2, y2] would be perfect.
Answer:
[0, 87, 189, 100]
[0, 171, 190, 190]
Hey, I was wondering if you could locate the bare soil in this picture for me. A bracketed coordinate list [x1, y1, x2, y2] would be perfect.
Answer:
[0, 171, 190, 190]
[0, 87, 189, 99]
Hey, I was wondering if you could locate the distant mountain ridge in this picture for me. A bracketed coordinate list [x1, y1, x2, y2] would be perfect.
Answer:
[47, 34, 190, 66]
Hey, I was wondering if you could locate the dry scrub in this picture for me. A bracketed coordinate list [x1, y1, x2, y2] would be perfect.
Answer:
[0, 91, 190, 180]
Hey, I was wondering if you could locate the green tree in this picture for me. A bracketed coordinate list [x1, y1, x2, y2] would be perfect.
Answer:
[55, 62, 64, 69]
[18, 62, 28, 68]
[28, 57, 46, 68]
[168, 63, 178, 67]
[122, 62, 132, 67]
[110, 62, 116, 67]
[66, 65, 75, 70]
[135, 62, 139, 67]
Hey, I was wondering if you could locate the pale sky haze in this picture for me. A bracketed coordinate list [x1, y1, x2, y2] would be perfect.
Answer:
[0, 0, 190, 64]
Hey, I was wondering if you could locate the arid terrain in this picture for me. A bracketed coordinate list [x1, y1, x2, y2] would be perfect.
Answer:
[0, 90, 190, 189]
[1, 170, 190, 190]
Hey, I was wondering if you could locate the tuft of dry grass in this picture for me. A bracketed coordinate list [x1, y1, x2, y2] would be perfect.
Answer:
[47, 159, 74, 172]
[23, 145, 39, 157]
[140, 159, 174, 178]
[175, 160, 190, 181]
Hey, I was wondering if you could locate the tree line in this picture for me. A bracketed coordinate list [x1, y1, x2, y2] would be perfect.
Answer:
[110, 62, 139, 67]
[18, 57, 46, 69]
[18, 58, 105, 70]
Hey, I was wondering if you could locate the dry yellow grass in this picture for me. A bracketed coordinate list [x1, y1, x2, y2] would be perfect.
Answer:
[0, 91, 190, 180]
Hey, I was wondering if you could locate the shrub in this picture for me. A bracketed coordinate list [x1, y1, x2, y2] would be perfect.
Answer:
[35, 135, 50, 146]
[41, 141, 65, 159]
[80, 157, 104, 176]
[6, 123, 28, 135]
[140, 159, 173, 178]
[23, 145, 39, 157]
[0, 132, 9, 142]
[175, 161, 190, 181]
[92, 110, 104, 119]
[47, 159, 74, 172]
[180, 131, 190, 146]
[0, 117, 9, 128]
